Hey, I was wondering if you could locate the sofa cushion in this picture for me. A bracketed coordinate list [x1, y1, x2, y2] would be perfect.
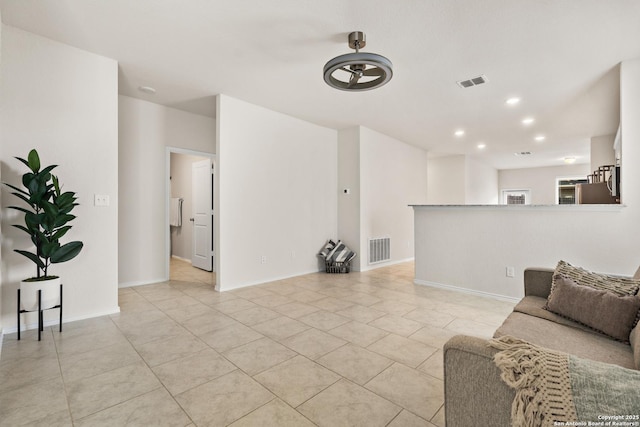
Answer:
[548, 260, 640, 299]
[514, 296, 598, 335]
[631, 325, 640, 370]
[545, 275, 640, 342]
[494, 312, 635, 369]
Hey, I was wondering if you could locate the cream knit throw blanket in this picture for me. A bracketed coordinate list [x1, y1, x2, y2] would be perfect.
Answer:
[490, 336, 640, 427]
[490, 336, 578, 427]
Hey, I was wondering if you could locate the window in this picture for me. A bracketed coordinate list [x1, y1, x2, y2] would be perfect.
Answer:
[556, 177, 588, 205]
[501, 189, 531, 205]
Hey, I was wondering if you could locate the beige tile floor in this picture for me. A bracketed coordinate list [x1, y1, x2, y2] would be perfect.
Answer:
[0, 260, 515, 426]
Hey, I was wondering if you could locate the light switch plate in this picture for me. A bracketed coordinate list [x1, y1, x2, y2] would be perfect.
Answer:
[94, 194, 110, 207]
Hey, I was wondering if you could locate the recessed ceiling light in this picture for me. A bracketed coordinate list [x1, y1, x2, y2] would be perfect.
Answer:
[564, 157, 576, 164]
[522, 117, 534, 125]
[454, 130, 465, 137]
[505, 97, 521, 106]
[138, 86, 156, 94]
[534, 135, 546, 142]
[477, 143, 486, 149]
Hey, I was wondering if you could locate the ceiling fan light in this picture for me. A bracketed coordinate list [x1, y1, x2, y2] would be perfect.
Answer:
[323, 32, 393, 92]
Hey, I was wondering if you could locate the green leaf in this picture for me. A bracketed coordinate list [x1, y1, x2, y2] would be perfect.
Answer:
[51, 226, 72, 240]
[53, 214, 76, 229]
[10, 192, 33, 207]
[41, 165, 58, 176]
[50, 241, 83, 263]
[4, 183, 29, 197]
[8, 205, 33, 215]
[42, 241, 60, 258]
[15, 156, 29, 169]
[22, 172, 35, 189]
[11, 224, 31, 235]
[41, 200, 59, 217]
[15, 249, 45, 269]
[52, 174, 60, 196]
[27, 149, 40, 173]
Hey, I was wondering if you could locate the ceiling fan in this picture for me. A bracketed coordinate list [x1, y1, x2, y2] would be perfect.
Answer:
[323, 31, 393, 92]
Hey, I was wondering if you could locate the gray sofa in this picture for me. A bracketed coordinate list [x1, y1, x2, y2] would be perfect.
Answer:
[443, 267, 640, 427]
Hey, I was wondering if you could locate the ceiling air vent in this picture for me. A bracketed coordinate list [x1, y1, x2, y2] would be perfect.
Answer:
[514, 151, 532, 156]
[456, 75, 488, 88]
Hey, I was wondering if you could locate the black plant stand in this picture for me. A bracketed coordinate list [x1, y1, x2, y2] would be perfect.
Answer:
[17, 284, 63, 341]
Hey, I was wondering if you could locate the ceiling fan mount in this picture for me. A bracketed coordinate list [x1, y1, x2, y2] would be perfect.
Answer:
[323, 31, 393, 92]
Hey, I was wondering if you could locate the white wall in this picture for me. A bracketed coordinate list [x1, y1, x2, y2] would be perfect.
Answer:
[359, 127, 428, 269]
[170, 153, 208, 261]
[466, 157, 499, 204]
[498, 164, 591, 205]
[590, 134, 615, 172]
[216, 94, 338, 291]
[337, 127, 361, 269]
[427, 155, 497, 204]
[414, 59, 640, 300]
[118, 96, 215, 287]
[0, 26, 119, 331]
[427, 155, 466, 204]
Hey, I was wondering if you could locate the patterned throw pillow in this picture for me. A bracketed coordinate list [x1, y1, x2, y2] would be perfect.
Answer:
[545, 260, 640, 329]
[325, 240, 356, 264]
[547, 260, 640, 299]
[318, 239, 336, 259]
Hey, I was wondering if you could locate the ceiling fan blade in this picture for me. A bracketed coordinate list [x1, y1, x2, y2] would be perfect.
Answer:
[363, 67, 384, 77]
[339, 66, 357, 75]
[347, 73, 361, 88]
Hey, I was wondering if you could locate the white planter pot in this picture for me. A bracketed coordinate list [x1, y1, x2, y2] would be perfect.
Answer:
[20, 277, 61, 311]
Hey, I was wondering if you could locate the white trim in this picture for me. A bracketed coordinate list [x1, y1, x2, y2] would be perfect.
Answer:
[217, 269, 321, 292]
[118, 278, 168, 289]
[410, 204, 625, 212]
[359, 257, 414, 272]
[171, 255, 191, 263]
[414, 278, 521, 303]
[4, 307, 121, 334]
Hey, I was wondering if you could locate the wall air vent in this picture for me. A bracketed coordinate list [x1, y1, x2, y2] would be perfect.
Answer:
[369, 237, 391, 264]
[456, 75, 488, 88]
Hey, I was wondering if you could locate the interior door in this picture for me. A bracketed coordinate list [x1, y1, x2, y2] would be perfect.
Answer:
[191, 159, 213, 271]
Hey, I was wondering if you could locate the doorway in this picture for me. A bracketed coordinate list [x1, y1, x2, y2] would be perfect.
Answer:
[166, 147, 216, 287]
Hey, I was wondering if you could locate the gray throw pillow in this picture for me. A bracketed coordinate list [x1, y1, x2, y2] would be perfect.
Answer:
[546, 275, 640, 343]
[548, 260, 640, 299]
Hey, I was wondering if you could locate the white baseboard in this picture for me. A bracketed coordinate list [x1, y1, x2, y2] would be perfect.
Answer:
[217, 269, 321, 292]
[3, 306, 121, 335]
[359, 257, 414, 272]
[414, 278, 521, 303]
[118, 277, 168, 289]
[171, 255, 191, 263]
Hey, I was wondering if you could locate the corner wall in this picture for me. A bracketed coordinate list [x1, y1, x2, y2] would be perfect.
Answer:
[118, 96, 216, 287]
[359, 127, 428, 269]
[216, 95, 338, 290]
[0, 25, 119, 330]
[338, 126, 429, 271]
[337, 127, 361, 270]
[427, 155, 497, 204]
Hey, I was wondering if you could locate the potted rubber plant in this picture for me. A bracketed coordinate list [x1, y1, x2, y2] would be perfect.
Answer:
[4, 149, 83, 311]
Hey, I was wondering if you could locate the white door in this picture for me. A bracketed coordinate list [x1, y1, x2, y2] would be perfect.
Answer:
[191, 159, 213, 271]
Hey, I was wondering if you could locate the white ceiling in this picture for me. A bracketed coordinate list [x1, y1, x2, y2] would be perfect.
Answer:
[2, 0, 639, 169]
